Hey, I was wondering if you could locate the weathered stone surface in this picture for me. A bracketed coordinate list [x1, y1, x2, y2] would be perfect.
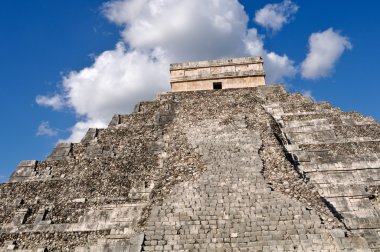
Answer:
[7, 161, 37, 183]
[47, 143, 73, 161]
[170, 56, 266, 92]
[263, 89, 380, 250]
[1, 83, 379, 251]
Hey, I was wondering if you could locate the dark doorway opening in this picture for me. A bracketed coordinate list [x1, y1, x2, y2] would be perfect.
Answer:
[213, 82, 222, 90]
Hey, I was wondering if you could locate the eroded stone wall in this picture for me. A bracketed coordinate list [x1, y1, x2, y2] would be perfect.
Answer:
[170, 57, 265, 92]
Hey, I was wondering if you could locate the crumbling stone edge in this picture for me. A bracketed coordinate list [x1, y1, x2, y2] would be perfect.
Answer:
[256, 106, 345, 230]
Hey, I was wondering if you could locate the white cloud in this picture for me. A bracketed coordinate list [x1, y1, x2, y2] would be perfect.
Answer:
[301, 28, 352, 79]
[63, 43, 169, 123]
[36, 121, 58, 137]
[37, 0, 298, 142]
[265, 52, 296, 83]
[36, 94, 65, 110]
[254, 0, 298, 32]
[244, 28, 296, 83]
[103, 0, 250, 62]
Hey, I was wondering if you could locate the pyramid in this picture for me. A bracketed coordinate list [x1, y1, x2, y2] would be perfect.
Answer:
[1, 57, 380, 251]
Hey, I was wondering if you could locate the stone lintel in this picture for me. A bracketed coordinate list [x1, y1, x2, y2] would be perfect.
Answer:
[170, 70, 265, 83]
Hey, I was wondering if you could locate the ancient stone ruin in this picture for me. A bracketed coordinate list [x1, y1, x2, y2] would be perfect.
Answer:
[170, 57, 265, 92]
[1, 57, 380, 251]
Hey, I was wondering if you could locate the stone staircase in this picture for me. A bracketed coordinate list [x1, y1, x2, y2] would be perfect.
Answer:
[263, 87, 380, 250]
[143, 116, 351, 251]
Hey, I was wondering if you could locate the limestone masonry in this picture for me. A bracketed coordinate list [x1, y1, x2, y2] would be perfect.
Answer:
[170, 57, 265, 92]
[1, 57, 380, 251]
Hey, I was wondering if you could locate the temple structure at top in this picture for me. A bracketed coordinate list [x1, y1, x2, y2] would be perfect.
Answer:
[170, 56, 266, 92]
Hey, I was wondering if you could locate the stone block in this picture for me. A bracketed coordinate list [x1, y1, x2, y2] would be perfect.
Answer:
[47, 143, 73, 160]
[72, 198, 87, 203]
[81, 128, 98, 144]
[108, 114, 121, 126]
[12, 208, 29, 225]
[7, 160, 37, 183]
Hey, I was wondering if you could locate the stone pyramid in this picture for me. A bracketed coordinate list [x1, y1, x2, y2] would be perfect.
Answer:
[1, 58, 380, 251]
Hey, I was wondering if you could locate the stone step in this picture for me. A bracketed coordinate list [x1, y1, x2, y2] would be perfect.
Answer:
[120, 113, 155, 126]
[317, 184, 373, 199]
[346, 216, 380, 230]
[286, 135, 379, 145]
[289, 144, 380, 165]
[283, 122, 379, 134]
[298, 155, 380, 173]
[281, 112, 376, 126]
[133, 101, 157, 114]
[306, 169, 380, 185]
[324, 197, 379, 217]
[299, 140, 380, 157]
[282, 125, 380, 145]
[283, 122, 332, 133]
[334, 124, 380, 139]
[265, 101, 336, 114]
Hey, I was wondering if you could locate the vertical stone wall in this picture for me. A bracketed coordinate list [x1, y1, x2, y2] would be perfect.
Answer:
[170, 57, 265, 92]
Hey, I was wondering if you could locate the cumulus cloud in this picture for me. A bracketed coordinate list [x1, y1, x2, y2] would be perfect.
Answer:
[244, 28, 296, 83]
[63, 43, 168, 122]
[103, 0, 249, 62]
[301, 28, 352, 79]
[36, 94, 65, 110]
[255, 0, 299, 32]
[103, 0, 296, 79]
[37, 0, 297, 142]
[36, 121, 58, 137]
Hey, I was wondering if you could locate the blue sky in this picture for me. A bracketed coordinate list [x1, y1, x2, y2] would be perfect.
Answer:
[0, 0, 379, 182]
